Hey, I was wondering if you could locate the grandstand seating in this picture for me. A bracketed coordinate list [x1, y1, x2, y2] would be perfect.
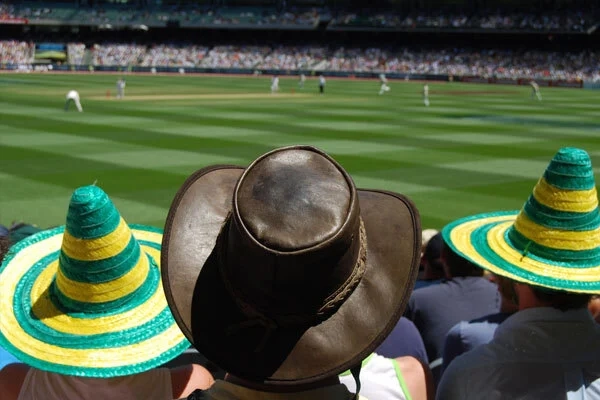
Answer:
[3, 40, 596, 82]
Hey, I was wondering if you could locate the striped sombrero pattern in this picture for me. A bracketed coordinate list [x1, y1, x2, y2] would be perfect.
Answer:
[0, 186, 189, 377]
[443, 147, 600, 293]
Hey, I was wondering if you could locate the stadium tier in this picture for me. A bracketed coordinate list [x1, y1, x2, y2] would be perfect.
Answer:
[2, 41, 599, 83]
[0, 0, 599, 85]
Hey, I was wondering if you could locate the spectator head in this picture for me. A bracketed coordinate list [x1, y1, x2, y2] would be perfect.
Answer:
[421, 228, 438, 255]
[441, 238, 485, 278]
[160, 145, 421, 389]
[0, 185, 189, 377]
[421, 232, 445, 280]
[442, 147, 600, 310]
[588, 295, 600, 323]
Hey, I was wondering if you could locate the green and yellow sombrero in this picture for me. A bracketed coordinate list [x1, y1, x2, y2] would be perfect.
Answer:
[0, 185, 189, 377]
[442, 147, 600, 294]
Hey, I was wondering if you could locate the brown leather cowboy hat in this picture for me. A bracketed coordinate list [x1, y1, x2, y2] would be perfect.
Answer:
[161, 145, 421, 385]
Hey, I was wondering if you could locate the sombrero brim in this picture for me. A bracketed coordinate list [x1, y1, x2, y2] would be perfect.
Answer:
[443, 210, 600, 293]
[0, 224, 189, 377]
[161, 166, 421, 384]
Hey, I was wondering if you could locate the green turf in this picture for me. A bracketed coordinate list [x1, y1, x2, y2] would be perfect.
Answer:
[0, 73, 599, 231]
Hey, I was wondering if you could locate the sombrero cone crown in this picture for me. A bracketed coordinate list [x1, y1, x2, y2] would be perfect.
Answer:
[443, 147, 600, 293]
[508, 147, 600, 267]
[0, 185, 189, 377]
[57, 185, 153, 311]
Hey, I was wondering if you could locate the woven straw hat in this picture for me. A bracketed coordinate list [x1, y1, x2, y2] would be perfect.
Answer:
[443, 147, 600, 293]
[0, 186, 189, 377]
[161, 145, 421, 384]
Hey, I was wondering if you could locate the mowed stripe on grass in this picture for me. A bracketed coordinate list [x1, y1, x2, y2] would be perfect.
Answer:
[0, 74, 599, 229]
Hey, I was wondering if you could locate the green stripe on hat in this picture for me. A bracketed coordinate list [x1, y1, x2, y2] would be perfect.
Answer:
[59, 237, 141, 283]
[523, 196, 600, 231]
[66, 186, 121, 239]
[543, 147, 595, 190]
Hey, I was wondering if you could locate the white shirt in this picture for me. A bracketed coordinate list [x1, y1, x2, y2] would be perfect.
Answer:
[66, 90, 79, 100]
[17, 368, 173, 400]
[423, 85, 429, 95]
[319, 76, 326, 85]
[437, 307, 600, 400]
[340, 353, 407, 400]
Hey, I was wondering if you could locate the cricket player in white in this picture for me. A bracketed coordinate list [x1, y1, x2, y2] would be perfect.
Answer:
[299, 73, 306, 89]
[319, 75, 326, 95]
[530, 80, 542, 101]
[64, 90, 83, 112]
[116, 78, 126, 99]
[379, 73, 391, 95]
[423, 84, 430, 107]
[271, 76, 280, 94]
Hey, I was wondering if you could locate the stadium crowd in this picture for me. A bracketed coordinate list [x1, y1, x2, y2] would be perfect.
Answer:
[1, 0, 595, 31]
[0, 40, 34, 65]
[1, 145, 600, 400]
[2, 40, 598, 81]
[331, 10, 594, 31]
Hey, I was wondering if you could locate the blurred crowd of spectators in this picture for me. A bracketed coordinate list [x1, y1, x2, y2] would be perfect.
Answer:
[67, 43, 86, 65]
[200, 45, 271, 69]
[0, 41, 34, 65]
[0, 2, 15, 18]
[91, 43, 146, 66]
[260, 46, 327, 71]
[7, 3, 320, 27]
[2, 40, 599, 81]
[2, 0, 595, 32]
[331, 10, 595, 32]
[139, 44, 209, 67]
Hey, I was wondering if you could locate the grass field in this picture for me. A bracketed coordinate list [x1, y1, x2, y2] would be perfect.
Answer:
[1, 73, 599, 231]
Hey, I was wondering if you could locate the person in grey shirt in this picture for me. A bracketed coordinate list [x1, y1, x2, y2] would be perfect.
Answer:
[437, 147, 600, 400]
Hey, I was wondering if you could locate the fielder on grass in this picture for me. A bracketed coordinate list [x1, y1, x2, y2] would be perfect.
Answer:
[299, 73, 306, 89]
[379, 73, 391, 95]
[271, 75, 280, 94]
[64, 90, 83, 112]
[116, 78, 126, 99]
[319, 75, 326, 94]
[423, 84, 430, 107]
[530, 80, 542, 101]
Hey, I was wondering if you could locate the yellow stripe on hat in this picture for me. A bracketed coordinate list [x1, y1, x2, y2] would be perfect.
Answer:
[55, 252, 149, 303]
[533, 178, 598, 213]
[487, 221, 600, 281]
[449, 217, 600, 283]
[132, 229, 162, 246]
[30, 246, 167, 335]
[61, 218, 131, 261]
[514, 213, 600, 251]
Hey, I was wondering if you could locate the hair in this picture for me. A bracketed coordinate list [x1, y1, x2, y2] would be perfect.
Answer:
[530, 286, 591, 311]
[0, 235, 9, 262]
[441, 240, 484, 278]
[424, 233, 444, 275]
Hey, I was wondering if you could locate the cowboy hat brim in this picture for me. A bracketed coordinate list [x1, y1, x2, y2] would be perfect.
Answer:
[161, 165, 421, 384]
[0, 225, 190, 377]
[443, 211, 600, 293]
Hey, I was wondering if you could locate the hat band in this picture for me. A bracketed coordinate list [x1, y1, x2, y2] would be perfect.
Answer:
[219, 219, 367, 351]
